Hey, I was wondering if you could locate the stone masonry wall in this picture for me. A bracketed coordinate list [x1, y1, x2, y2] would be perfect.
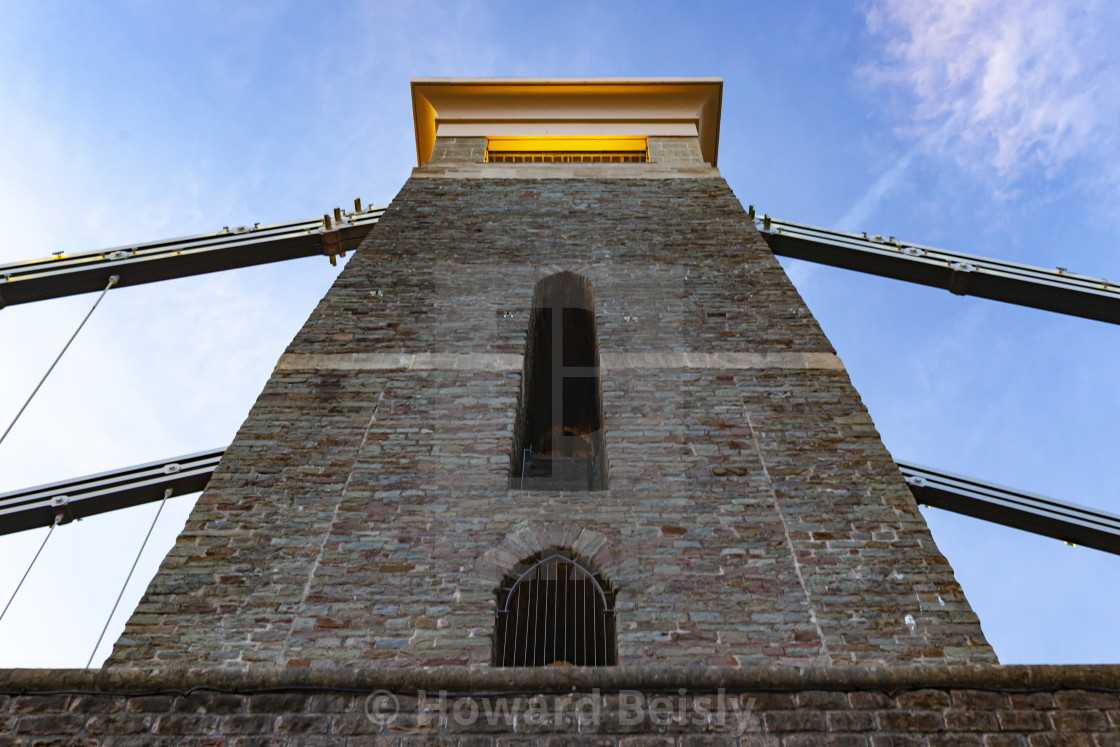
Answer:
[430, 137, 485, 164]
[2, 666, 1117, 744]
[647, 137, 705, 165]
[109, 166, 995, 670]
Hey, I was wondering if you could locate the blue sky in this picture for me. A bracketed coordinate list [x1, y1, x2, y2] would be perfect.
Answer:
[0, 0, 1117, 667]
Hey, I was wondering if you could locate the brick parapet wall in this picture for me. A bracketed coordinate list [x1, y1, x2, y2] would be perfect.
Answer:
[1, 666, 1116, 744]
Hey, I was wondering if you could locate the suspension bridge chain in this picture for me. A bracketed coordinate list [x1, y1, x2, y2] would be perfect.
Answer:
[0, 202, 385, 306]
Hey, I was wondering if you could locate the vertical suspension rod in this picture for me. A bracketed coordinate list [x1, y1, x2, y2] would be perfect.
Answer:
[0, 275, 118, 449]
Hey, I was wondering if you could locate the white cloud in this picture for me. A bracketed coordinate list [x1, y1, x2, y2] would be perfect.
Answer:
[862, 0, 1120, 186]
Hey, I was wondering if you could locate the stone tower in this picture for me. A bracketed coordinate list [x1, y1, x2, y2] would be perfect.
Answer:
[108, 78, 995, 670]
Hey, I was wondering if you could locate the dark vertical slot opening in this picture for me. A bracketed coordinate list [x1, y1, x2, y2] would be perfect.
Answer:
[511, 272, 607, 490]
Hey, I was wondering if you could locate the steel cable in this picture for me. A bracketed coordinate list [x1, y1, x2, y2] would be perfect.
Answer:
[86, 487, 170, 668]
[0, 275, 118, 448]
[0, 523, 55, 625]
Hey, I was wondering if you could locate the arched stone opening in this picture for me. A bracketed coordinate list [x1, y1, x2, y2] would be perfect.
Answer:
[493, 549, 617, 667]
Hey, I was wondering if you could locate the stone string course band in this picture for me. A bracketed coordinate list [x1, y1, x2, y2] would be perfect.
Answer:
[4, 664, 1120, 694]
[275, 352, 845, 373]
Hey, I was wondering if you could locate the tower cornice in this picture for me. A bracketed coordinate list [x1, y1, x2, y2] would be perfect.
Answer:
[410, 77, 723, 167]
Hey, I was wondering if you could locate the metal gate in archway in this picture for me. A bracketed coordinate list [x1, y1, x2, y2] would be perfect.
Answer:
[493, 551, 616, 667]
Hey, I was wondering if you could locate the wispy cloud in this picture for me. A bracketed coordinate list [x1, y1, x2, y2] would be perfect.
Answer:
[862, 0, 1120, 192]
[837, 148, 916, 232]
